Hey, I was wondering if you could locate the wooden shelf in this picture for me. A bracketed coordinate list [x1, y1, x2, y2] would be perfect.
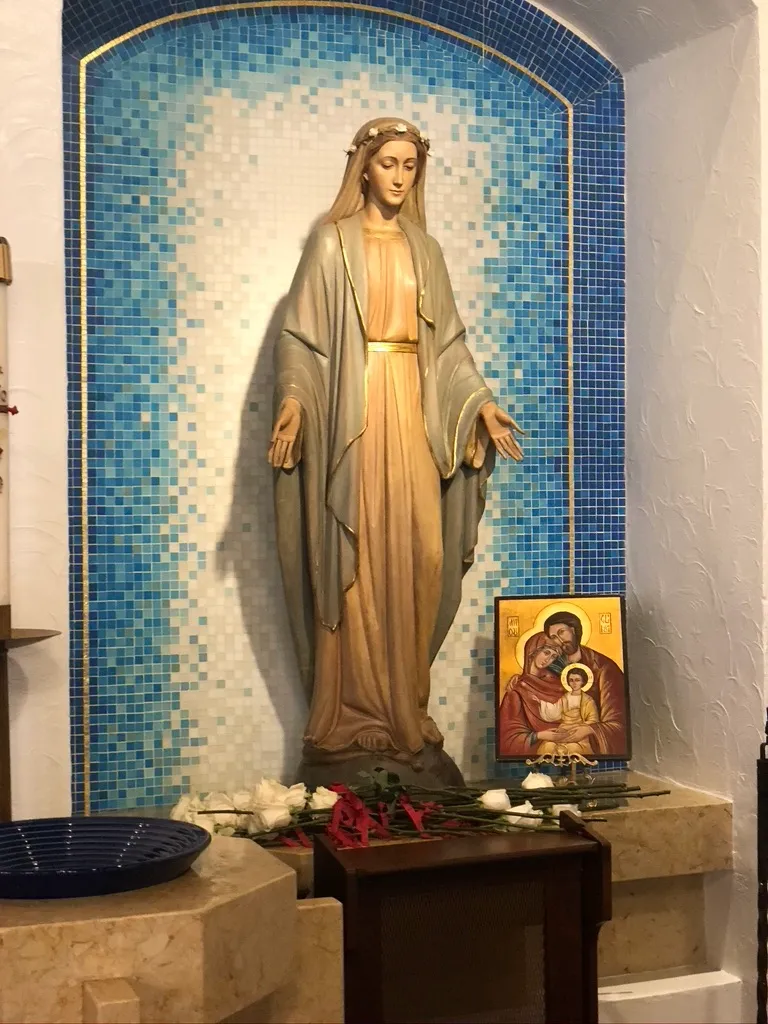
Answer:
[0, 628, 60, 648]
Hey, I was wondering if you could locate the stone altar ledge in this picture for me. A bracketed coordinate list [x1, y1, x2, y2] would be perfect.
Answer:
[0, 836, 298, 1024]
[588, 770, 732, 882]
[271, 770, 732, 893]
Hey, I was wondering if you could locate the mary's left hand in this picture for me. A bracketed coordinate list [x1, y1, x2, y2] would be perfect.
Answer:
[480, 402, 525, 461]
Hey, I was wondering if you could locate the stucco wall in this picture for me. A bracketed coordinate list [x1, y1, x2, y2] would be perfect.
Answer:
[625, 12, 762, 1016]
[0, 0, 70, 819]
[532, 0, 756, 70]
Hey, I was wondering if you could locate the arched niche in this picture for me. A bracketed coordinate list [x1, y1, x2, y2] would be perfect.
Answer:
[62, 0, 624, 810]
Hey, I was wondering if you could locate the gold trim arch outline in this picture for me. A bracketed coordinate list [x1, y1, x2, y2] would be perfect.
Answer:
[77, 2, 576, 812]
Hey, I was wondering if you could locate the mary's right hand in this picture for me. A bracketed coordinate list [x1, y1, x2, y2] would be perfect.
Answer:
[268, 397, 302, 468]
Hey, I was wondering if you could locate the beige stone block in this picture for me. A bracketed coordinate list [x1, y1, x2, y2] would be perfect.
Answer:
[200, 863, 297, 1022]
[0, 837, 297, 1024]
[225, 898, 343, 1024]
[599, 875, 706, 978]
[82, 980, 140, 1024]
[271, 848, 313, 896]
[591, 773, 732, 882]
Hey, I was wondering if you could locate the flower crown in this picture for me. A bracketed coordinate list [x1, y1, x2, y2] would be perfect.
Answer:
[346, 122, 431, 156]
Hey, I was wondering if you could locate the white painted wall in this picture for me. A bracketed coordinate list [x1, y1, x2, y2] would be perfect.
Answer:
[599, 971, 742, 1024]
[625, 11, 762, 1020]
[0, 0, 70, 818]
[532, 0, 755, 71]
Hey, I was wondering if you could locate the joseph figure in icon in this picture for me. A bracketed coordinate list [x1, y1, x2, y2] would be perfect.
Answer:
[268, 117, 524, 784]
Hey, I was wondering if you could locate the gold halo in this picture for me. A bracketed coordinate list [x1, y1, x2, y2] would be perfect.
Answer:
[561, 663, 594, 693]
[513, 601, 592, 670]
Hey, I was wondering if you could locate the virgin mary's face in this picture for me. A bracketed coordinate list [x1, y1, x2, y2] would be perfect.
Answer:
[533, 644, 559, 670]
[365, 140, 418, 211]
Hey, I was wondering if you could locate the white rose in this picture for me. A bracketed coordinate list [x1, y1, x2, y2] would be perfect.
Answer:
[170, 794, 203, 824]
[232, 789, 252, 809]
[479, 789, 512, 812]
[232, 789, 253, 830]
[256, 805, 293, 832]
[203, 791, 238, 828]
[251, 778, 287, 809]
[505, 801, 542, 829]
[309, 786, 340, 811]
[246, 814, 267, 835]
[521, 771, 554, 790]
[285, 783, 308, 811]
[550, 804, 581, 819]
[252, 779, 307, 812]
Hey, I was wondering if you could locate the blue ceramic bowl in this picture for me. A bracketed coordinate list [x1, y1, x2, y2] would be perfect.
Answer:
[0, 816, 211, 899]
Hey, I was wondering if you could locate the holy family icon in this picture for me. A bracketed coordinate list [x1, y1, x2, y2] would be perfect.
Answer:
[495, 595, 630, 761]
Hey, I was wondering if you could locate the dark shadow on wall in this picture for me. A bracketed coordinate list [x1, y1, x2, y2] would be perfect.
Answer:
[216, 213, 329, 780]
[216, 294, 307, 779]
[461, 631, 497, 781]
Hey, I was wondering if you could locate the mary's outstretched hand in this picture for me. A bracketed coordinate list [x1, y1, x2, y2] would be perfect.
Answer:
[480, 402, 525, 461]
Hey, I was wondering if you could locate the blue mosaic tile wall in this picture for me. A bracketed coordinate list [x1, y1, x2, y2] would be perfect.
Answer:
[63, 1, 625, 810]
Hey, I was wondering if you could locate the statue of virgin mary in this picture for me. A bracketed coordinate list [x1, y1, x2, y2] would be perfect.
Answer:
[268, 117, 524, 786]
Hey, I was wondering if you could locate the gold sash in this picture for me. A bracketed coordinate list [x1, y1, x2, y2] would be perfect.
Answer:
[367, 340, 418, 353]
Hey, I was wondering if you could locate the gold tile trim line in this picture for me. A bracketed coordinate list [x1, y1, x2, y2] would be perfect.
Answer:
[78, 1, 576, 812]
[78, 58, 91, 813]
[80, 2, 572, 111]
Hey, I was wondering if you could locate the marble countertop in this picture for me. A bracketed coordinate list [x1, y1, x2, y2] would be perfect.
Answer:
[0, 832, 294, 926]
[581, 771, 732, 882]
[98, 770, 733, 891]
[482, 770, 732, 882]
[0, 838, 299, 1024]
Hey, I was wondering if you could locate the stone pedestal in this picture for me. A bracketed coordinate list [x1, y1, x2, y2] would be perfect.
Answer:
[297, 742, 464, 790]
[223, 899, 343, 1024]
[0, 837, 313, 1024]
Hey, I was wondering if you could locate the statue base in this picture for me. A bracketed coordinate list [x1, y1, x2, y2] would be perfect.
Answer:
[296, 743, 464, 790]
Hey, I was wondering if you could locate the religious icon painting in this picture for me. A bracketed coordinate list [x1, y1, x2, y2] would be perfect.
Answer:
[494, 595, 631, 762]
